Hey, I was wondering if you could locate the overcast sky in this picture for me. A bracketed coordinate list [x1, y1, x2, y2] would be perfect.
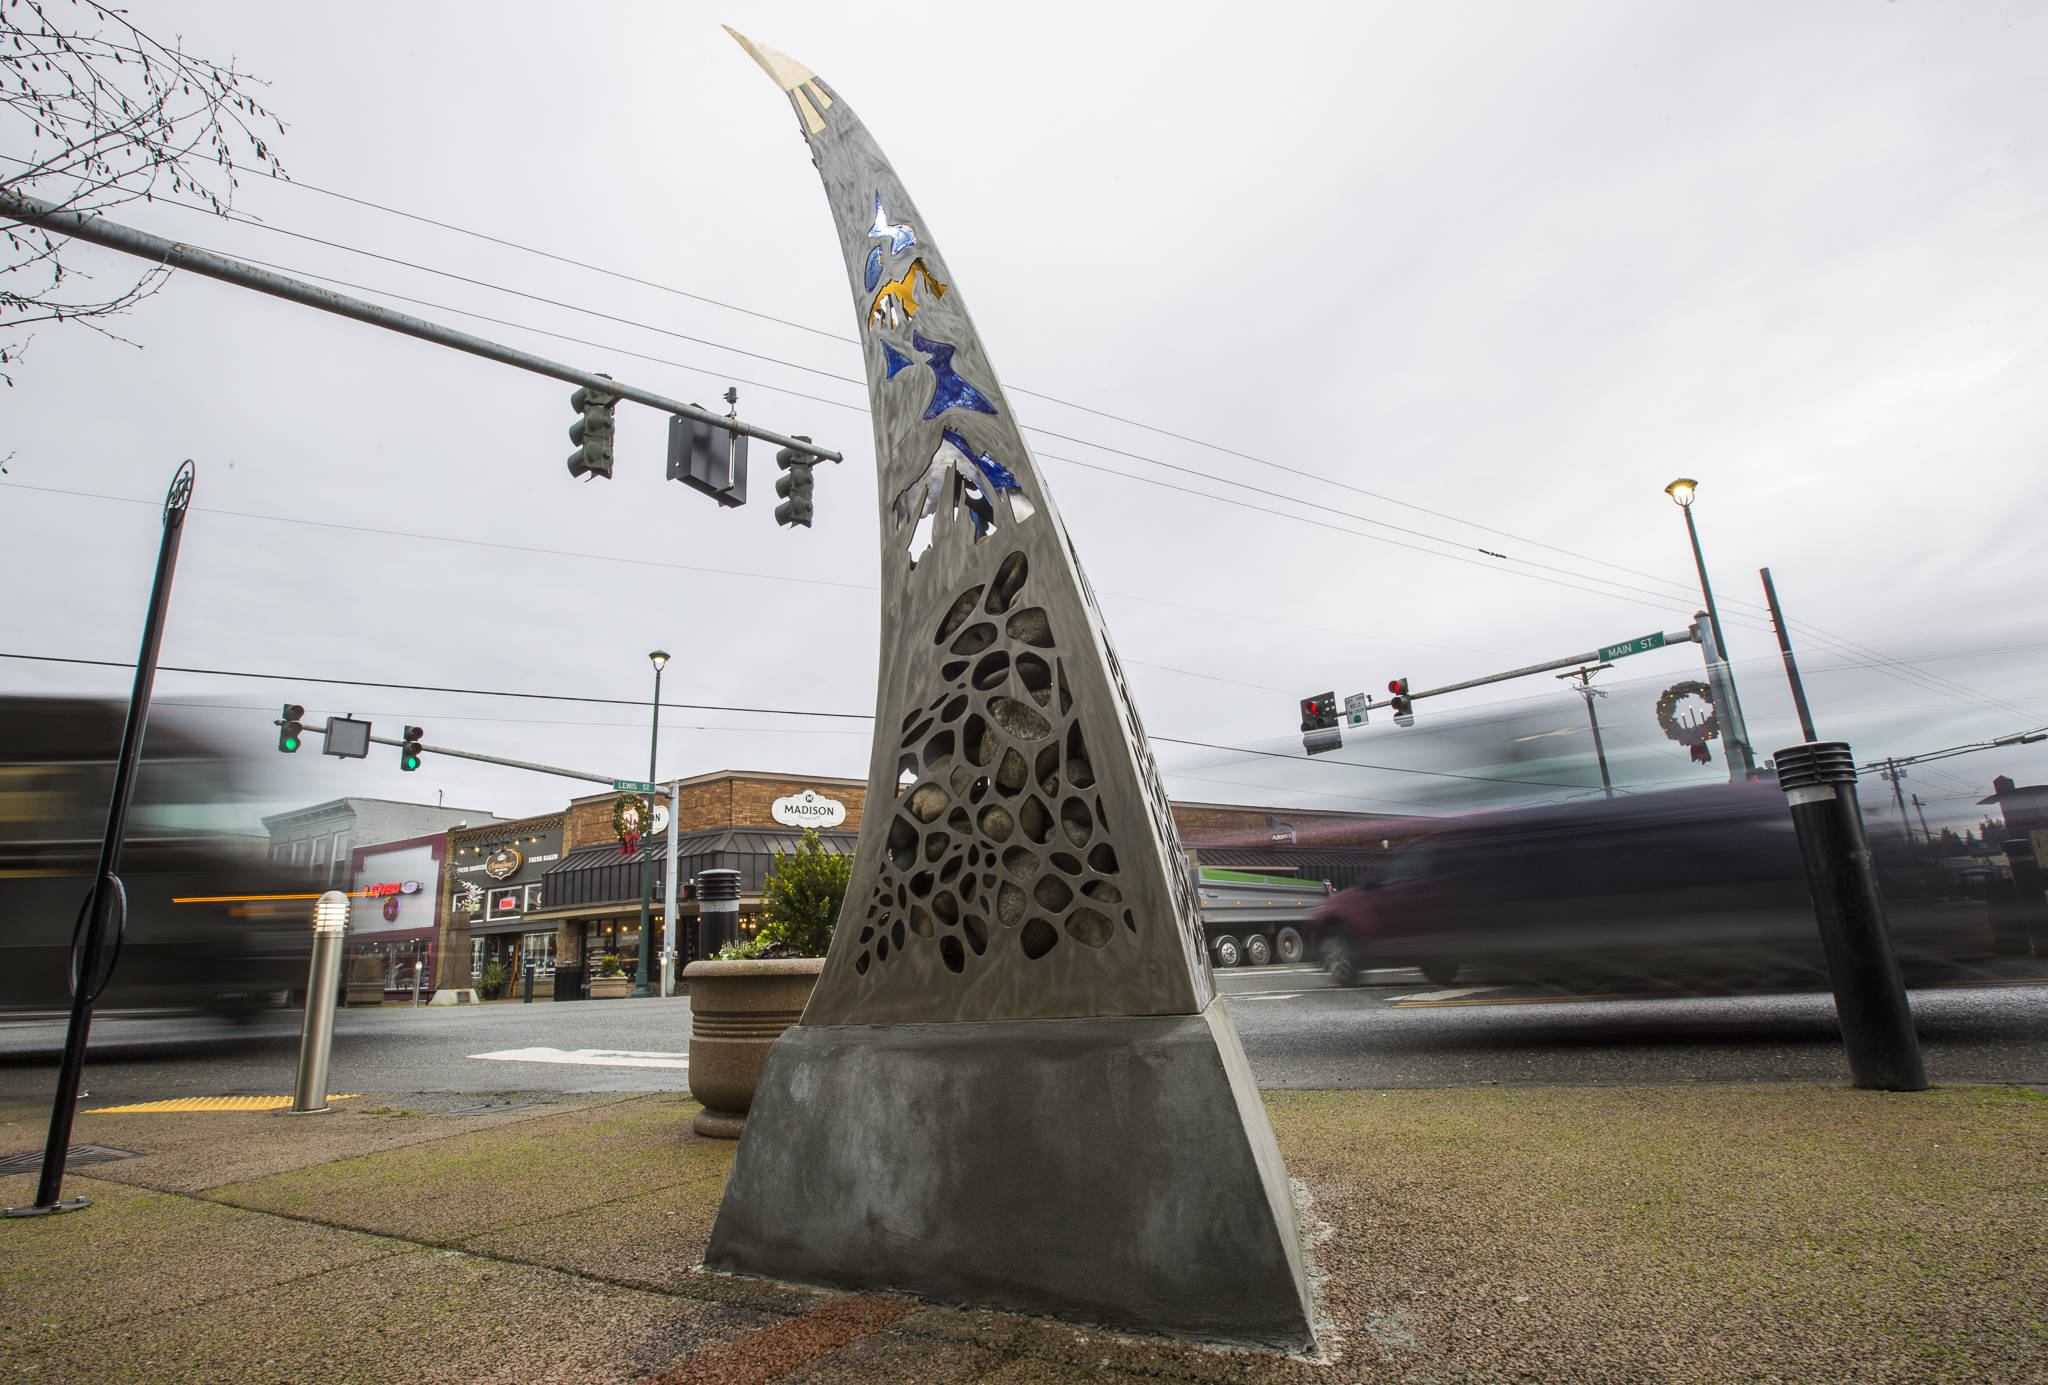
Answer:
[4, 0, 2045, 836]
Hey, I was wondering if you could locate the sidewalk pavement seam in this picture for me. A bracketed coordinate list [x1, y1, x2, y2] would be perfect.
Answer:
[9, 1172, 430, 1342]
[189, 1177, 789, 1313]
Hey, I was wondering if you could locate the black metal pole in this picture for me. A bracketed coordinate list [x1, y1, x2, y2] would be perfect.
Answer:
[632, 661, 664, 998]
[1759, 567, 1818, 743]
[8, 462, 195, 1217]
[1681, 502, 1755, 776]
[1773, 741, 1928, 1091]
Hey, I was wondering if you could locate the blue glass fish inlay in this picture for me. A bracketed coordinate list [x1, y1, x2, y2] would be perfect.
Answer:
[883, 344, 912, 378]
[913, 331, 996, 420]
[864, 246, 885, 293]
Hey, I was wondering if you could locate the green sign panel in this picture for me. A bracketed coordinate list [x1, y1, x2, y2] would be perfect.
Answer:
[612, 779, 657, 793]
[1599, 631, 1667, 663]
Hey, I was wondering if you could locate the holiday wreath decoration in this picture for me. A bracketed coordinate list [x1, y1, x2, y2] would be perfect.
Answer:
[612, 792, 650, 856]
[1656, 679, 1720, 765]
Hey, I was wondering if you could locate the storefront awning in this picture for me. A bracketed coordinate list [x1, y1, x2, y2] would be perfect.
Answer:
[540, 826, 857, 914]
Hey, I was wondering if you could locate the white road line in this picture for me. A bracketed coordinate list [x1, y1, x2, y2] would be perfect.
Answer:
[1217, 965, 1323, 978]
[1380, 987, 1498, 1004]
[1234, 992, 1309, 1002]
[468, 1047, 689, 1070]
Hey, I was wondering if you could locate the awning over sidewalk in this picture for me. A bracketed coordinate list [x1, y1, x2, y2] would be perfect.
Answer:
[541, 826, 858, 913]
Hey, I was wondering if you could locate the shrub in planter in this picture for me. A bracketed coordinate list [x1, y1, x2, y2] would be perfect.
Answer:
[479, 959, 510, 1000]
[344, 952, 386, 1006]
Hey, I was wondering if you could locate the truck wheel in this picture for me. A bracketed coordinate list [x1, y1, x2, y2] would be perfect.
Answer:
[1421, 958, 1461, 985]
[1318, 935, 1361, 986]
[1245, 933, 1272, 966]
[1212, 935, 1243, 968]
[1275, 927, 1305, 964]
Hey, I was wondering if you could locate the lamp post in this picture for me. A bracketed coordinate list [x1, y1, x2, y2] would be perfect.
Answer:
[632, 649, 669, 998]
[1665, 478, 1755, 779]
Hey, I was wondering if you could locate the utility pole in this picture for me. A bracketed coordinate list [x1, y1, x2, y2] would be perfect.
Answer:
[1759, 567, 1818, 743]
[1556, 664, 1616, 799]
[1883, 757, 1913, 841]
[1911, 794, 1933, 847]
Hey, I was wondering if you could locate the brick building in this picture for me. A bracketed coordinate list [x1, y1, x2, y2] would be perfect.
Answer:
[538, 772, 865, 998]
[436, 812, 565, 992]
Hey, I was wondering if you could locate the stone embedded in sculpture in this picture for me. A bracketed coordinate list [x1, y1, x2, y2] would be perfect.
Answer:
[706, 29, 1314, 1352]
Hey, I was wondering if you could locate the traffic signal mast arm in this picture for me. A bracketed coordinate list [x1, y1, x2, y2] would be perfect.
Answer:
[358, 731, 620, 786]
[1334, 627, 1703, 719]
[0, 189, 842, 466]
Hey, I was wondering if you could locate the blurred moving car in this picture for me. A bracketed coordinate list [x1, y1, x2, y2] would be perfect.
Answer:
[1308, 783, 1992, 989]
[0, 696, 311, 1016]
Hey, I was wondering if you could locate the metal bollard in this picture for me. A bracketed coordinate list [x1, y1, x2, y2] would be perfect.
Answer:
[290, 891, 351, 1114]
[523, 961, 535, 1003]
[1774, 742, 1929, 1091]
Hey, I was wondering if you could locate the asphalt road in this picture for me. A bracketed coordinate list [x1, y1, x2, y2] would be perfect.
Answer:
[2, 963, 2045, 1107]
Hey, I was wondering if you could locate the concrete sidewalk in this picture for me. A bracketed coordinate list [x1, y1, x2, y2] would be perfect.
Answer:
[3, 1084, 2044, 1383]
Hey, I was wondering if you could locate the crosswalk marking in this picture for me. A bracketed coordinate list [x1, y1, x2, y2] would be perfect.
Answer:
[468, 1047, 689, 1070]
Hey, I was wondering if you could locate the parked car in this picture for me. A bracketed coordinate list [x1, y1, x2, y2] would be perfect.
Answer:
[1307, 783, 1991, 988]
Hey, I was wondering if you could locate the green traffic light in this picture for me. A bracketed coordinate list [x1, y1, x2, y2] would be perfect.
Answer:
[283, 735, 301, 752]
[403, 753, 421, 771]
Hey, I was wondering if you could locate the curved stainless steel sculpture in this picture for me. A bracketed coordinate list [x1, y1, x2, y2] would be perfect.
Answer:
[707, 31, 1313, 1350]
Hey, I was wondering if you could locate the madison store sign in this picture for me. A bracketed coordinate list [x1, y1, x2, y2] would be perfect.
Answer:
[771, 790, 847, 829]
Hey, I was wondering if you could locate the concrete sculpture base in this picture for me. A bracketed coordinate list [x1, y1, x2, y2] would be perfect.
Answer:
[703, 1001, 1314, 1351]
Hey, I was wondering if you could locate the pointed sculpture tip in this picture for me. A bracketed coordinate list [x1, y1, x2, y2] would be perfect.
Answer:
[723, 25, 817, 93]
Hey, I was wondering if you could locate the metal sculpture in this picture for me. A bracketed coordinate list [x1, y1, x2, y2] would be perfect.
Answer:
[707, 30, 1313, 1351]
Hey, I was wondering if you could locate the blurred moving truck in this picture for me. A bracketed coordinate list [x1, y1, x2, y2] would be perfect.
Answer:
[0, 697, 310, 1016]
[1307, 783, 1989, 988]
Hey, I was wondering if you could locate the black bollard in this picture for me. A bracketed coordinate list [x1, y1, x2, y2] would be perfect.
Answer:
[523, 961, 535, 1004]
[1774, 742, 1929, 1091]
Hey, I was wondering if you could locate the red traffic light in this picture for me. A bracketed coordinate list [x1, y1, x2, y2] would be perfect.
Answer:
[1299, 692, 1338, 733]
[1387, 679, 1407, 696]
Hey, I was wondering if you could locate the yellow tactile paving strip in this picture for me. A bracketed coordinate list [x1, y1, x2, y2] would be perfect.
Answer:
[85, 1096, 357, 1113]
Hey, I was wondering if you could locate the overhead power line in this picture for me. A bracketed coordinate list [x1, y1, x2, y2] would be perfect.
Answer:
[15, 162, 2029, 725]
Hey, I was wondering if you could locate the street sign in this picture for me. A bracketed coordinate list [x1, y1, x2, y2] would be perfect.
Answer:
[1343, 692, 1367, 726]
[1599, 631, 1667, 663]
[322, 716, 371, 759]
[612, 779, 657, 793]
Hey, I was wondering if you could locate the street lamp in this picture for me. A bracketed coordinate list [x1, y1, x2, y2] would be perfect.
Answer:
[632, 649, 670, 998]
[1664, 478, 1755, 778]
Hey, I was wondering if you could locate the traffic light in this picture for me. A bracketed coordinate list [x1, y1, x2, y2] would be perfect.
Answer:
[1298, 692, 1338, 733]
[774, 436, 815, 528]
[1389, 678, 1414, 727]
[399, 726, 424, 772]
[567, 379, 617, 480]
[277, 704, 304, 753]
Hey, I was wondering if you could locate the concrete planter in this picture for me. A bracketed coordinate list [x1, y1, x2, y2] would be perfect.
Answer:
[681, 957, 822, 1139]
[587, 975, 632, 1000]
[343, 981, 384, 1007]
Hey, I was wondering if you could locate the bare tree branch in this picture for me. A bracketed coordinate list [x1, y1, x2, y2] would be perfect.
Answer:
[0, 0, 288, 381]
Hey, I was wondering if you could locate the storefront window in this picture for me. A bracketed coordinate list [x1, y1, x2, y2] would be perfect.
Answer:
[522, 931, 556, 974]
